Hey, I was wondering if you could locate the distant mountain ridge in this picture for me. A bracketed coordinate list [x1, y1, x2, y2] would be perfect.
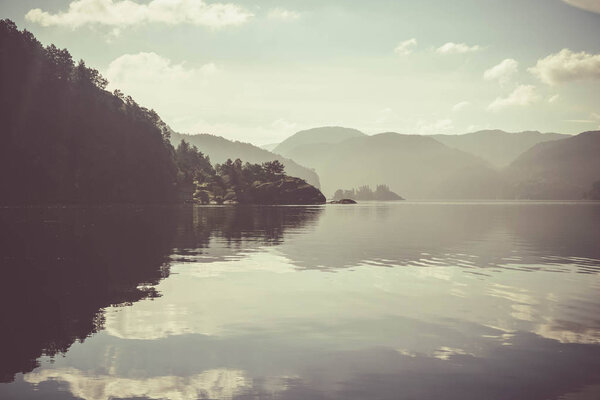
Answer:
[505, 131, 600, 199]
[432, 130, 568, 167]
[271, 126, 597, 200]
[170, 131, 321, 188]
[260, 143, 280, 151]
[276, 131, 503, 199]
[273, 126, 366, 156]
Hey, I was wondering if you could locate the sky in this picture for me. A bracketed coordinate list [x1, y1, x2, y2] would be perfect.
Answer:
[1, 0, 600, 144]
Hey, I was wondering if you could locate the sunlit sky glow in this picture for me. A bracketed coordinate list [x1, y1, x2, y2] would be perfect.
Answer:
[2, 0, 600, 143]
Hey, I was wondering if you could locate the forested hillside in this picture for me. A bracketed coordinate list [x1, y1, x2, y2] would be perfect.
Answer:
[170, 131, 321, 189]
[0, 20, 177, 204]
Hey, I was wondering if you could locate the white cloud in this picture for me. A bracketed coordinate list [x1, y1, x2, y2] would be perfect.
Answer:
[452, 101, 471, 112]
[25, 0, 253, 29]
[267, 8, 301, 21]
[529, 49, 600, 85]
[394, 38, 417, 56]
[484, 59, 519, 85]
[562, 0, 600, 14]
[487, 85, 540, 112]
[548, 94, 560, 103]
[436, 42, 481, 55]
[102, 52, 326, 144]
[106, 52, 217, 86]
[105, 52, 226, 134]
[416, 118, 454, 134]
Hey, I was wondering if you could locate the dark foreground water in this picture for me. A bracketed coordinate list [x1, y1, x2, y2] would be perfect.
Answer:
[1, 202, 600, 400]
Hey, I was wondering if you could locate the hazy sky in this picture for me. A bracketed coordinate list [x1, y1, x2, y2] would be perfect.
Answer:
[2, 0, 600, 143]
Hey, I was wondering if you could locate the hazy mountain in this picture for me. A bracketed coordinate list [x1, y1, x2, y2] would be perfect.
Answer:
[505, 131, 600, 199]
[260, 143, 280, 151]
[273, 126, 366, 156]
[431, 130, 568, 168]
[170, 132, 320, 188]
[279, 132, 503, 199]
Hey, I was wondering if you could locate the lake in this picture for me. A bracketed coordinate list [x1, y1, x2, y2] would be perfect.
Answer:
[1, 202, 600, 400]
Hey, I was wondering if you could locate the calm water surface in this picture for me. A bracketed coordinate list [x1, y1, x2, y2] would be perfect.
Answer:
[1, 202, 600, 400]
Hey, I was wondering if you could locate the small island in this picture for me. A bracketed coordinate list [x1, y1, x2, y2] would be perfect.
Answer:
[175, 140, 326, 205]
[332, 185, 404, 202]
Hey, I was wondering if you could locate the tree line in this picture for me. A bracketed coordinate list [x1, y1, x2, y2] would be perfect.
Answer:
[0, 19, 179, 203]
[174, 140, 287, 203]
[333, 185, 404, 201]
[0, 19, 297, 205]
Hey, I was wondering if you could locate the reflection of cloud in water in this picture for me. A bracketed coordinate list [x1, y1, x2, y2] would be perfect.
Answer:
[104, 248, 600, 354]
[4, 203, 600, 399]
[105, 250, 297, 340]
[433, 346, 474, 360]
[536, 320, 600, 345]
[25, 368, 254, 400]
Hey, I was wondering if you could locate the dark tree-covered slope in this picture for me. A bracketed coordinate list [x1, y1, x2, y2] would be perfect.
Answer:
[0, 20, 177, 204]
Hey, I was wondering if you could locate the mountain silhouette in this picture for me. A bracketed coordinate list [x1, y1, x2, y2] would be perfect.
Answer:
[505, 131, 600, 199]
[275, 131, 502, 199]
[432, 130, 568, 168]
[273, 126, 366, 156]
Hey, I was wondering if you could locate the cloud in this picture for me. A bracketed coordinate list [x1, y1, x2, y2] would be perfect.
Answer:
[487, 85, 540, 112]
[105, 52, 222, 133]
[25, 0, 253, 29]
[106, 52, 217, 86]
[562, 0, 600, 14]
[452, 101, 471, 112]
[529, 49, 600, 85]
[436, 42, 481, 55]
[267, 8, 301, 21]
[548, 94, 560, 103]
[416, 118, 454, 134]
[484, 59, 519, 85]
[394, 38, 418, 56]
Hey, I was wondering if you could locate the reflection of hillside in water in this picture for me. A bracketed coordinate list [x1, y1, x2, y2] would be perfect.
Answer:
[1, 203, 600, 400]
[1, 203, 599, 383]
[0, 206, 176, 382]
[0, 205, 323, 382]
[279, 203, 600, 272]
[171, 205, 324, 261]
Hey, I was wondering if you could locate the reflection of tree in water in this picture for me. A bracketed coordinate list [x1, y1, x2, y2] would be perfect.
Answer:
[0, 205, 323, 382]
[0, 206, 176, 382]
[173, 205, 323, 253]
